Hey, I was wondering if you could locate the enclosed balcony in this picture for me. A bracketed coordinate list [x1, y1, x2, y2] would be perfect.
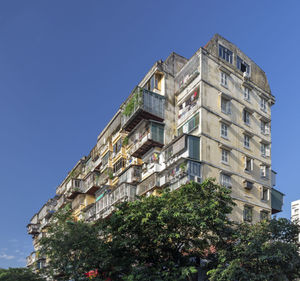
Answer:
[119, 165, 142, 184]
[66, 179, 84, 199]
[84, 203, 96, 222]
[164, 134, 200, 167]
[129, 121, 164, 158]
[96, 183, 136, 218]
[121, 86, 165, 132]
[271, 188, 284, 214]
[137, 172, 160, 196]
[83, 171, 101, 195]
[160, 159, 201, 191]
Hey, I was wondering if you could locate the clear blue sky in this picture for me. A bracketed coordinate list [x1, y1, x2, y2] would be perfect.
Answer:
[0, 0, 299, 268]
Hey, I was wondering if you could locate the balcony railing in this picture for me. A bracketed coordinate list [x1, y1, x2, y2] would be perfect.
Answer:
[96, 183, 136, 218]
[119, 165, 142, 184]
[83, 171, 101, 194]
[66, 179, 84, 199]
[271, 188, 284, 214]
[121, 87, 165, 132]
[26, 252, 36, 267]
[137, 172, 159, 196]
[85, 204, 96, 221]
[27, 224, 40, 235]
[129, 123, 164, 158]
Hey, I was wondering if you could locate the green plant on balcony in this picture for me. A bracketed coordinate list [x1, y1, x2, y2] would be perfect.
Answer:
[122, 89, 143, 117]
[108, 171, 114, 180]
[180, 162, 187, 172]
[122, 136, 129, 147]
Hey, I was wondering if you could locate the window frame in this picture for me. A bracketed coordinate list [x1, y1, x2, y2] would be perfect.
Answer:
[219, 45, 233, 64]
[244, 134, 250, 149]
[221, 96, 231, 115]
[243, 205, 253, 222]
[220, 173, 231, 188]
[243, 109, 251, 125]
[220, 122, 228, 138]
[220, 72, 228, 87]
[221, 149, 229, 164]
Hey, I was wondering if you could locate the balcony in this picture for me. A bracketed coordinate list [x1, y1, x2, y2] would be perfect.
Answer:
[160, 159, 201, 191]
[119, 165, 142, 184]
[96, 183, 136, 218]
[137, 172, 160, 196]
[85, 203, 96, 222]
[66, 179, 84, 199]
[129, 121, 164, 158]
[55, 195, 67, 211]
[26, 252, 36, 267]
[164, 134, 200, 167]
[121, 87, 165, 132]
[271, 188, 284, 214]
[83, 171, 101, 195]
[27, 224, 40, 235]
[39, 204, 55, 221]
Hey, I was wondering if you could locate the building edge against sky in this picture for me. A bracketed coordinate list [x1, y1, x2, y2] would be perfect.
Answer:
[26, 34, 284, 270]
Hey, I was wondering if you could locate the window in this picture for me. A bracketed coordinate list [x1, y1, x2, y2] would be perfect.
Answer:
[243, 109, 250, 125]
[261, 143, 270, 157]
[113, 158, 126, 174]
[221, 149, 229, 164]
[260, 97, 267, 112]
[219, 45, 233, 63]
[244, 87, 250, 101]
[244, 205, 253, 222]
[151, 122, 164, 144]
[102, 151, 110, 167]
[221, 97, 231, 114]
[220, 72, 228, 87]
[244, 180, 253, 190]
[261, 120, 270, 135]
[177, 113, 199, 135]
[244, 156, 253, 172]
[244, 134, 250, 149]
[188, 136, 200, 161]
[221, 123, 228, 138]
[260, 165, 270, 179]
[237, 56, 250, 74]
[113, 138, 122, 157]
[262, 187, 269, 201]
[220, 173, 231, 188]
[145, 73, 162, 91]
[260, 210, 269, 221]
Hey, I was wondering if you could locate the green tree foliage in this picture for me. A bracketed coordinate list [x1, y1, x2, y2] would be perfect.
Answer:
[101, 179, 235, 280]
[39, 205, 105, 281]
[208, 218, 300, 281]
[0, 267, 45, 281]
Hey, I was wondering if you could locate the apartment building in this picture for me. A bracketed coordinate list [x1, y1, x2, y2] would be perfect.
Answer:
[26, 34, 284, 270]
[291, 200, 300, 242]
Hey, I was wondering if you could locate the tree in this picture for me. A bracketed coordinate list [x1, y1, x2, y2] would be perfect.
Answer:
[101, 179, 235, 280]
[0, 267, 45, 281]
[39, 205, 106, 281]
[208, 218, 300, 281]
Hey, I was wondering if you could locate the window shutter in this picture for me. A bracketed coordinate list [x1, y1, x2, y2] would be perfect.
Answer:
[265, 124, 270, 135]
[250, 159, 254, 171]
[244, 156, 247, 169]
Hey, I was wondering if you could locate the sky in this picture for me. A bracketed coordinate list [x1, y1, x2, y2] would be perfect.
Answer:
[0, 0, 299, 268]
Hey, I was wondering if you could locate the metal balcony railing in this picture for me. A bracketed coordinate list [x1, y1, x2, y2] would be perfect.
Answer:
[121, 87, 165, 132]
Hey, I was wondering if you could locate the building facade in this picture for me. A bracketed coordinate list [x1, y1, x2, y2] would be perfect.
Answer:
[291, 200, 300, 242]
[26, 34, 284, 270]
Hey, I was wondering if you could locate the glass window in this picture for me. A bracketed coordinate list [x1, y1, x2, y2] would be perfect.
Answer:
[244, 205, 253, 222]
[261, 97, 267, 111]
[188, 161, 201, 178]
[188, 136, 200, 160]
[244, 87, 250, 101]
[177, 113, 199, 136]
[260, 165, 270, 178]
[237, 56, 250, 74]
[244, 135, 250, 148]
[221, 149, 229, 164]
[262, 187, 269, 201]
[219, 45, 233, 63]
[243, 110, 250, 125]
[221, 97, 231, 114]
[221, 123, 228, 138]
[151, 122, 164, 144]
[220, 72, 228, 86]
[245, 157, 253, 172]
[220, 173, 231, 188]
